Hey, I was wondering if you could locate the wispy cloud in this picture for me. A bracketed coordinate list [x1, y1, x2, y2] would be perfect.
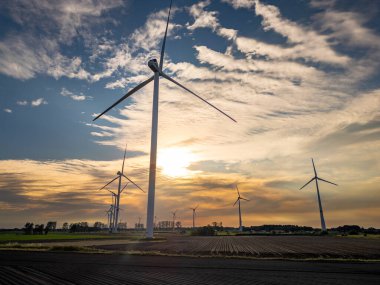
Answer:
[16, 100, 28, 106]
[31, 98, 48, 107]
[3, 108, 12, 113]
[60, 87, 90, 101]
[0, 0, 124, 81]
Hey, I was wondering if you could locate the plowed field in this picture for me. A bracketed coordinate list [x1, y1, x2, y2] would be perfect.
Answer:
[94, 235, 380, 259]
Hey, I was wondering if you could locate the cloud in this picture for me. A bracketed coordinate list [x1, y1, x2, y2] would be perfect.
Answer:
[221, 0, 255, 9]
[130, 7, 180, 52]
[31, 98, 48, 107]
[3, 108, 12, 113]
[60, 87, 89, 101]
[0, 0, 124, 81]
[16, 100, 28, 106]
[187, 0, 219, 31]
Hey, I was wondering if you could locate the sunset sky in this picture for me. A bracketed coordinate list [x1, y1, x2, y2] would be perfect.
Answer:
[0, 0, 379, 229]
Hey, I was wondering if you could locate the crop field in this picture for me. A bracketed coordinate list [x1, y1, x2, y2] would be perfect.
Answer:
[93, 235, 380, 259]
[0, 232, 144, 243]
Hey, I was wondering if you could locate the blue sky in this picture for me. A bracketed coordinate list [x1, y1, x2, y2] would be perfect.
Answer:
[0, 0, 379, 228]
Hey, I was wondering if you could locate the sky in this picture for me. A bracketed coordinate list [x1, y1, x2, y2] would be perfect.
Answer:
[0, 0, 379, 229]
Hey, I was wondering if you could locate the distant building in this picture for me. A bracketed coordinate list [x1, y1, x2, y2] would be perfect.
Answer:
[118, 222, 127, 230]
[135, 223, 144, 230]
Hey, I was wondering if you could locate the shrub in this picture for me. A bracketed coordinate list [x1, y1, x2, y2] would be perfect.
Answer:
[191, 226, 216, 236]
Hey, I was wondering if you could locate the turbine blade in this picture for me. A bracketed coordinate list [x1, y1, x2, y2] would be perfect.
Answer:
[121, 174, 145, 192]
[121, 144, 127, 174]
[299, 177, 315, 190]
[312, 158, 317, 177]
[318, 177, 338, 186]
[160, 71, 237, 122]
[93, 76, 154, 121]
[195, 204, 199, 210]
[236, 185, 240, 197]
[106, 189, 116, 196]
[121, 182, 129, 193]
[99, 176, 119, 190]
[159, 0, 173, 70]
[233, 198, 239, 206]
[240, 197, 249, 201]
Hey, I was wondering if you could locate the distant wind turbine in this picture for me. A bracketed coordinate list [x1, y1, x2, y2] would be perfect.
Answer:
[105, 205, 113, 231]
[233, 185, 249, 232]
[93, 0, 236, 239]
[190, 205, 199, 229]
[171, 210, 177, 231]
[299, 158, 337, 232]
[99, 145, 144, 232]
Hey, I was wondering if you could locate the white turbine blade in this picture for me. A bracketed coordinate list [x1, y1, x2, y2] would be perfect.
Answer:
[240, 197, 249, 201]
[160, 71, 237, 122]
[121, 174, 145, 192]
[318, 177, 338, 186]
[233, 198, 239, 206]
[159, 0, 173, 70]
[311, 158, 317, 177]
[121, 144, 127, 174]
[99, 176, 119, 190]
[93, 76, 154, 121]
[121, 182, 129, 193]
[299, 177, 315, 190]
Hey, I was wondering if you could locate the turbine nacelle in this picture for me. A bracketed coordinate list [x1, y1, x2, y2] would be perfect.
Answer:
[117, 171, 121, 176]
[148, 59, 160, 73]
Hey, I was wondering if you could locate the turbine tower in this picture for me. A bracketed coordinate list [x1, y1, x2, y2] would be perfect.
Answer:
[171, 210, 177, 231]
[233, 185, 249, 232]
[99, 146, 144, 232]
[190, 205, 198, 228]
[299, 158, 337, 232]
[93, 0, 236, 238]
[105, 205, 113, 231]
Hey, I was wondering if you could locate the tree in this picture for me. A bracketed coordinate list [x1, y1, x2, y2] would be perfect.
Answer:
[34, 224, 44, 235]
[23, 222, 34, 235]
[62, 222, 69, 231]
[94, 221, 105, 229]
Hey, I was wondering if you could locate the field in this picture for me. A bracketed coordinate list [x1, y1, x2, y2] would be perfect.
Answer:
[92, 235, 380, 260]
[2, 232, 380, 260]
[0, 232, 144, 243]
[1, 251, 380, 285]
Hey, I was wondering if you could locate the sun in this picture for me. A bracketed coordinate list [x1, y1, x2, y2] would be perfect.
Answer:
[158, 147, 197, 177]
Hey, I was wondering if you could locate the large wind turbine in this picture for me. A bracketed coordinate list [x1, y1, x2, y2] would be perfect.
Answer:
[93, 0, 236, 238]
[233, 185, 249, 232]
[190, 205, 198, 229]
[99, 146, 144, 232]
[299, 158, 337, 232]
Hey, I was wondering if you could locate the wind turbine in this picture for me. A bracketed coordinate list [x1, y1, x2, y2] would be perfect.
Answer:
[93, 0, 236, 239]
[105, 205, 113, 232]
[171, 210, 177, 231]
[233, 185, 249, 232]
[99, 146, 144, 232]
[105, 190, 117, 230]
[299, 158, 337, 232]
[190, 205, 199, 229]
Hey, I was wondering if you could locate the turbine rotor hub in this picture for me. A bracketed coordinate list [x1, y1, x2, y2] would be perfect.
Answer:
[148, 58, 160, 72]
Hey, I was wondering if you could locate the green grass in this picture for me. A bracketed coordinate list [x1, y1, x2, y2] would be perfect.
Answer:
[0, 232, 144, 243]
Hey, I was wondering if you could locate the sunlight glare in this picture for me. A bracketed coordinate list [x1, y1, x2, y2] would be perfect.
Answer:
[158, 147, 198, 177]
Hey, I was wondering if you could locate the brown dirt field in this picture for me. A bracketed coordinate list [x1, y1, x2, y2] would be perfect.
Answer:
[92, 235, 380, 259]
